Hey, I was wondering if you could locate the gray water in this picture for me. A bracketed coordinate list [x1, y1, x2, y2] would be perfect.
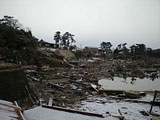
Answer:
[98, 77, 160, 91]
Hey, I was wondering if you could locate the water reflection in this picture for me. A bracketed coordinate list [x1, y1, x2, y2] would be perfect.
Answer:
[98, 77, 160, 91]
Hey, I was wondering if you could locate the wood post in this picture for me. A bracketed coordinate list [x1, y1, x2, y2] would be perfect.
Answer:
[13, 101, 25, 120]
[150, 90, 158, 114]
[25, 85, 35, 105]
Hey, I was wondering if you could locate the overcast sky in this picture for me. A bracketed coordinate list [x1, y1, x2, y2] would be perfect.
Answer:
[0, 0, 160, 49]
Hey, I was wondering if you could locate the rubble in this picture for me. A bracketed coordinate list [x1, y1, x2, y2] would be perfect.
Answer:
[22, 56, 160, 108]
[1, 45, 160, 119]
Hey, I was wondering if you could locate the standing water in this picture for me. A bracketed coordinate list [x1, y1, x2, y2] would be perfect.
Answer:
[98, 77, 160, 91]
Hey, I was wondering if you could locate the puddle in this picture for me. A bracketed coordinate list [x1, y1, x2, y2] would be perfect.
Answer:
[98, 77, 160, 91]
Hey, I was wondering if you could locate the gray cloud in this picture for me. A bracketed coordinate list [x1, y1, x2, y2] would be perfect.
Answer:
[0, 0, 160, 49]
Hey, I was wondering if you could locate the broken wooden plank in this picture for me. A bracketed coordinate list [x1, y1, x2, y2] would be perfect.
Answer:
[25, 86, 35, 105]
[42, 105, 104, 118]
[0, 107, 16, 112]
[124, 91, 140, 99]
[70, 80, 87, 86]
[109, 96, 160, 106]
[112, 115, 125, 120]
[118, 109, 122, 116]
[125, 99, 160, 105]
[0, 102, 21, 111]
[13, 101, 25, 120]
[99, 89, 124, 95]
[123, 99, 160, 106]
[116, 109, 126, 120]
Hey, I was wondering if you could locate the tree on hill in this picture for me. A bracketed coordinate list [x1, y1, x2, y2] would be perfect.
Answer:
[114, 43, 128, 54]
[130, 44, 146, 55]
[54, 31, 76, 49]
[135, 44, 146, 55]
[100, 42, 112, 53]
[0, 16, 23, 30]
[54, 31, 61, 45]
[0, 16, 38, 50]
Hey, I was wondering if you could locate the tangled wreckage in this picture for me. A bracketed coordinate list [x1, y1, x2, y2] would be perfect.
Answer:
[0, 55, 160, 120]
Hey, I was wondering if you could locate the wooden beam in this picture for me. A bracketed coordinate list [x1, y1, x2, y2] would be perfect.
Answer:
[42, 105, 104, 118]
[112, 115, 125, 120]
[109, 96, 160, 106]
[0, 102, 21, 111]
[0, 107, 16, 112]
[13, 101, 25, 120]
[25, 85, 35, 105]
[125, 99, 160, 106]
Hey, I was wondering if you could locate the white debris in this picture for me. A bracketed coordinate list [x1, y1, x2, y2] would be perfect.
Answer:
[48, 98, 53, 106]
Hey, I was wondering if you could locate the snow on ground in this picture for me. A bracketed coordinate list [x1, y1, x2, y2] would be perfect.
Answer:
[24, 94, 160, 120]
[76, 96, 160, 120]
[24, 106, 118, 120]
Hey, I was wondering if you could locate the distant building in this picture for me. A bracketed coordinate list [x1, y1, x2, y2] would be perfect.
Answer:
[38, 40, 58, 48]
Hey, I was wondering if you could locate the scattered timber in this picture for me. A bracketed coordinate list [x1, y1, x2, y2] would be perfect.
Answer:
[0, 101, 21, 111]
[108, 96, 160, 106]
[125, 99, 160, 106]
[13, 101, 25, 120]
[42, 105, 104, 118]
[99, 89, 124, 95]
